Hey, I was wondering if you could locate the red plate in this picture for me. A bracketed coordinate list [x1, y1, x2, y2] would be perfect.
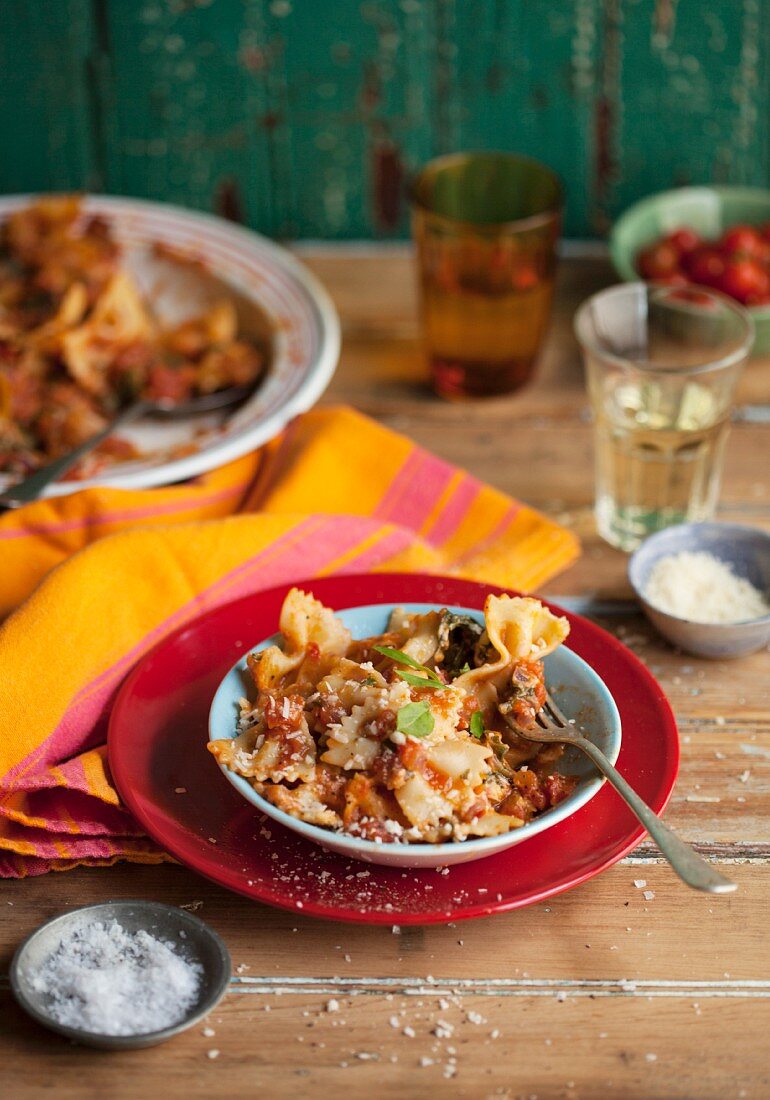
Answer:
[109, 574, 679, 924]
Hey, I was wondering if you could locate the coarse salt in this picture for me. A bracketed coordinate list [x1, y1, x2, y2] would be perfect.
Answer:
[28, 919, 201, 1036]
[643, 551, 769, 624]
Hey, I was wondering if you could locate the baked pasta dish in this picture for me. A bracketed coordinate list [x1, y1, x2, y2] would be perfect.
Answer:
[0, 195, 266, 478]
[208, 589, 578, 845]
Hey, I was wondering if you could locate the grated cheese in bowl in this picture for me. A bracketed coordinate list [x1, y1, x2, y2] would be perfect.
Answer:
[644, 551, 770, 624]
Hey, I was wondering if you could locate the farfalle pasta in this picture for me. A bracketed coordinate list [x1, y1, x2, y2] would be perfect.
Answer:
[208, 589, 577, 844]
[0, 195, 266, 478]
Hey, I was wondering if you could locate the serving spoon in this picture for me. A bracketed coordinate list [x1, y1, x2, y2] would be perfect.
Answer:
[505, 693, 737, 895]
[0, 384, 253, 509]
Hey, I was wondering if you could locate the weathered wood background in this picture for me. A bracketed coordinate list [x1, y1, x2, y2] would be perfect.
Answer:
[2, 0, 769, 239]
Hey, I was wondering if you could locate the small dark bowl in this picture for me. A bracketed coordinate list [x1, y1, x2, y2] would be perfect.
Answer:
[629, 522, 770, 659]
[10, 900, 231, 1050]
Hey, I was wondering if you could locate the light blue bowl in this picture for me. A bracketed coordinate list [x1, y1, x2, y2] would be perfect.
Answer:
[208, 602, 622, 868]
[629, 523, 770, 659]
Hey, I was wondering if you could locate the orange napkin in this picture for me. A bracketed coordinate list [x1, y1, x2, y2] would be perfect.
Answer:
[0, 406, 579, 876]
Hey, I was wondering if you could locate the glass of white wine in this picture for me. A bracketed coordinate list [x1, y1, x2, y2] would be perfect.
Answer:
[575, 283, 754, 551]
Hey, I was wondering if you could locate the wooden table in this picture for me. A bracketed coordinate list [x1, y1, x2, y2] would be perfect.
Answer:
[2, 250, 768, 1099]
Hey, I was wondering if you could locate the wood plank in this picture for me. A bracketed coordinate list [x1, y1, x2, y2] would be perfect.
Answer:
[308, 248, 770, 404]
[4, 3, 770, 238]
[0, 0, 99, 193]
[100, 0, 274, 228]
[1, 986, 767, 1100]
[2, 861, 768, 1097]
[2, 864, 767, 983]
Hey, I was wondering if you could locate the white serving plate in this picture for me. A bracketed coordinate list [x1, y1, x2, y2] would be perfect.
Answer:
[0, 194, 340, 495]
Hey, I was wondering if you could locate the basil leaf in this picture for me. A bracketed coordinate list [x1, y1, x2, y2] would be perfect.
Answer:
[372, 644, 426, 670]
[396, 670, 448, 690]
[469, 711, 485, 738]
[396, 701, 434, 738]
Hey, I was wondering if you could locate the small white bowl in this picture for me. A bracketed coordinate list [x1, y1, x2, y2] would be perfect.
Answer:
[208, 601, 621, 868]
[629, 522, 770, 659]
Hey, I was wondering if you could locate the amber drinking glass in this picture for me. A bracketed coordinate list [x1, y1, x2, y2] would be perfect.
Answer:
[410, 152, 562, 399]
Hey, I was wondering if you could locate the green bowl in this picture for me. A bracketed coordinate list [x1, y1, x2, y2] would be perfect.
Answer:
[610, 185, 770, 355]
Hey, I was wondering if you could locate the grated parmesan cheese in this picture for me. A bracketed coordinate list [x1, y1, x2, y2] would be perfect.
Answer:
[644, 551, 769, 624]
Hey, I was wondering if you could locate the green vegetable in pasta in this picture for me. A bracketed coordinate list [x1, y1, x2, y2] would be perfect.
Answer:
[469, 711, 485, 739]
[372, 645, 426, 670]
[436, 612, 485, 679]
[373, 645, 448, 690]
[396, 701, 434, 738]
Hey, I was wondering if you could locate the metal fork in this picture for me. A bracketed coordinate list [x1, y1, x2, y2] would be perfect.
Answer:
[504, 694, 737, 895]
[0, 383, 253, 510]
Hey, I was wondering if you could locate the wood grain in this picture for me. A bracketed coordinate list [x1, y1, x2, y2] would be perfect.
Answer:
[1, 250, 768, 1099]
[2, 2, 770, 238]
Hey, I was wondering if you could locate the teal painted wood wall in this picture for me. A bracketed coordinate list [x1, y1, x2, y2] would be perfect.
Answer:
[1, 1, 768, 239]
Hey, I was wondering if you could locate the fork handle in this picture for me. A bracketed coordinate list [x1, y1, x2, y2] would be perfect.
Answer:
[575, 736, 737, 894]
[0, 401, 149, 509]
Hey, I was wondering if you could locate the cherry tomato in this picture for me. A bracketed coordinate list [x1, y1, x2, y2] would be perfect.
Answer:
[746, 292, 770, 307]
[719, 258, 770, 304]
[665, 228, 700, 254]
[510, 266, 539, 291]
[637, 240, 681, 279]
[653, 272, 689, 287]
[759, 223, 770, 243]
[667, 286, 718, 307]
[719, 224, 764, 257]
[685, 246, 726, 287]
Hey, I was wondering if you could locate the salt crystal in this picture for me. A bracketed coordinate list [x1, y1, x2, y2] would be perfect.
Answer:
[207, 1049, 220, 1060]
[326, 999, 340, 1013]
[643, 890, 655, 901]
[645, 1053, 658, 1062]
[403, 1025, 416, 1038]
[202, 1026, 215, 1037]
[633, 879, 647, 889]
[27, 918, 202, 1036]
